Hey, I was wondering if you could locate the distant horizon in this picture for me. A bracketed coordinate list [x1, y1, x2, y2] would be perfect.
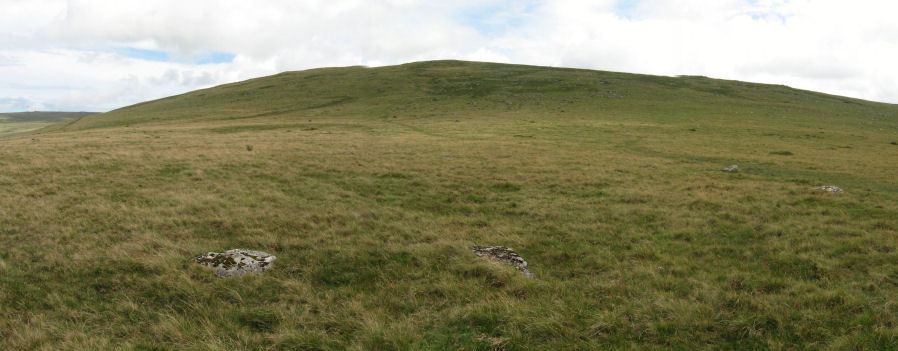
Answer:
[2, 1, 897, 112]
[1, 110, 97, 113]
[3, 58, 897, 114]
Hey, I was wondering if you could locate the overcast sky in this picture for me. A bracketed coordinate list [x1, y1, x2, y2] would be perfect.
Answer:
[1, 0, 896, 112]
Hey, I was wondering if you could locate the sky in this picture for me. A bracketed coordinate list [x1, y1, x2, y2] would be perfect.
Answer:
[1, 0, 897, 112]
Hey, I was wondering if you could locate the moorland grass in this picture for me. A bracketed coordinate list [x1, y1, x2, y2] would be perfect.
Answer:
[1, 61, 897, 350]
[0, 112, 93, 137]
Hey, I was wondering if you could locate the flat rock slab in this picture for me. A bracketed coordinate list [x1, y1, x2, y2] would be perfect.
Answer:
[472, 245, 534, 278]
[195, 249, 276, 277]
[815, 185, 843, 193]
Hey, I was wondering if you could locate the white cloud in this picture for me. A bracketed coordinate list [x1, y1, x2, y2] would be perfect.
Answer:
[0, 0, 896, 112]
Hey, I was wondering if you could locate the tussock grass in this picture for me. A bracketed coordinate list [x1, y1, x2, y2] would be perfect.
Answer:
[2, 61, 898, 349]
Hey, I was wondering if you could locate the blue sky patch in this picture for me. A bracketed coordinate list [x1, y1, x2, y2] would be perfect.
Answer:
[116, 47, 235, 64]
[118, 47, 171, 62]
[457, 1, 539, 35]
[194, 51, 236, 65]
[614, 0, 642, 19]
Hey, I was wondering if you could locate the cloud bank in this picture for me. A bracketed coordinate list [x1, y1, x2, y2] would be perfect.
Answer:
[1, 0, 896, 112]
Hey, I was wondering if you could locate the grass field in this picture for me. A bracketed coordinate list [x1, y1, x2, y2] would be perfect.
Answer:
[2, 61, 898, 350]
[0, 112, 93, 136]
[0, 120, 53, 136]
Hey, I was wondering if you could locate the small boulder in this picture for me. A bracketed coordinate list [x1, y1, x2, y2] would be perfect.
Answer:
[815, 185, 843, 193]
[722, 165, 739, 173]
[472, 245, 534, 278]
[195, 249, 276, 277]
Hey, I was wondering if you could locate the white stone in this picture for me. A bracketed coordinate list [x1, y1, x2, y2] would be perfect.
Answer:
[722, 165, 739, 173]
[195, 249, 276, 277]
[472, 245, 534, 278]
[815, 185, 843, 193]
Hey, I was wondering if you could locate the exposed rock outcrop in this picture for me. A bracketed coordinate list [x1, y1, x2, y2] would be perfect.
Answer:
[195, 249, 276, 277]
[815, 185, 843, 193]
[472, 245, 534, 278]
[722, 165, 739, 173]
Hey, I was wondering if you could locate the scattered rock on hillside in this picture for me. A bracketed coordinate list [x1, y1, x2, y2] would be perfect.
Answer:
[722, 165, 739, 173]
[195, 249, 276, 277]
[815, 185, 843, 193]
[472, 245, 534, 278]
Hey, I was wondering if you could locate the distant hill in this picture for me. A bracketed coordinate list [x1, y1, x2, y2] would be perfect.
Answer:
[0, 111, 95, 123]
[0, 111, 95, 136]
[67, 60, 896, 131]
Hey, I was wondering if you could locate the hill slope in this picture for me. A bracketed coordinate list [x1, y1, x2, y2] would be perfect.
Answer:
[68, 60, 896, 131]
[4, 61, 898, 349]
[0, 111, 94, 135]
[1, 111, 94, 122]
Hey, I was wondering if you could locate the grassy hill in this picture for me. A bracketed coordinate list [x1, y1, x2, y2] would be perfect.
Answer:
[69, 61, 894, 131]
[3, 60, 898, 349]
[1, 111, 94, 122]
[0, 111, 93, 135]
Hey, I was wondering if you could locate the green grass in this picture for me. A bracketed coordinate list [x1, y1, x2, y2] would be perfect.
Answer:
[0, 112, 94, 123]
[0, 112, 93, 136]
[2, 60, 898, 349]
[0, 120, 54, 135]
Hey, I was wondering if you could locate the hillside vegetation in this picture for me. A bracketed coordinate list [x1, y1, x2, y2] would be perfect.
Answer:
[0, 112, 93, 135]
[3, 60, 898, 350]
[1, 112, 94, 122]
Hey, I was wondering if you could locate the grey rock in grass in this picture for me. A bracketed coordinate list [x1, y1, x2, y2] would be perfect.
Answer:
[722, 165, 739, 173]
[815, 185, 843, 193]
[195, 249, 276, 277]
[472, 245, 534, 278]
